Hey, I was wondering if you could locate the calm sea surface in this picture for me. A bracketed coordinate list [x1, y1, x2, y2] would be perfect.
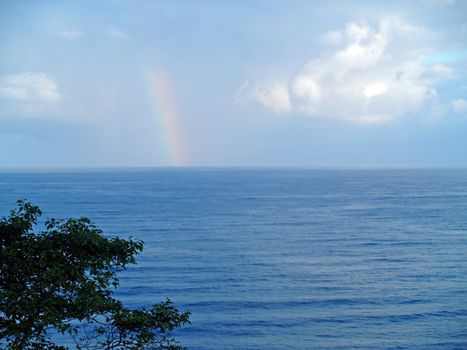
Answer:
[1, 169, 467, 349]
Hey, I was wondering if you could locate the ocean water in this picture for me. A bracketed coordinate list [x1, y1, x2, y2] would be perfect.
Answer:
[1, 168, 467, 350]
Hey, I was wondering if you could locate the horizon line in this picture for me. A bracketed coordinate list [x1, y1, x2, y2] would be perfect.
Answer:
[1, 165, 467, 172]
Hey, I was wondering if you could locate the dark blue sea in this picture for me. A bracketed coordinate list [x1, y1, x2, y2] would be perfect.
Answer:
[1, 168, 467, 350]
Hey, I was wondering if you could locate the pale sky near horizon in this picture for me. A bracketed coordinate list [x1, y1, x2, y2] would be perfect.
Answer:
[1, 0, 466, 167]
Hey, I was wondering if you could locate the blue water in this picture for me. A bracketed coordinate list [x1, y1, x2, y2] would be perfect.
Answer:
[1, 168, 467, 349]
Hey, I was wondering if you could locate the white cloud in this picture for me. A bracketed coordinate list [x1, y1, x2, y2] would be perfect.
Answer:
[237, 79, 291, 114]
[0, 72, 60, 103]
[363, 82, 387, 98]
[239, 18, 452, 124]
[422, 64, 453, 80]
[452, 98, 467, 113]
[105, 26, 130, 40]
[60, 30, 83, 40]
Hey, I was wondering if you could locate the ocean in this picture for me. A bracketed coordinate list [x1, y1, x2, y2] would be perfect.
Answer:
[0, 168, 466, 349]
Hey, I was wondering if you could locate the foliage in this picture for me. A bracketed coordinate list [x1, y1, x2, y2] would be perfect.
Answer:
[0, 200, 190, 349]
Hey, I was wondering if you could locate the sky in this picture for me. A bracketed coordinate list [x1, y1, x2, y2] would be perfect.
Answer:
[0, 0, 466, 168]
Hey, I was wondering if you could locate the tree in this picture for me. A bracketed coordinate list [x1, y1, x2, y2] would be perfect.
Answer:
[0, 200, 190, 349]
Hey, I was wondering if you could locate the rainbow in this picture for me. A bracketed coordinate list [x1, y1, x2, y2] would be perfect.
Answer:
[148, 71, 187, 166]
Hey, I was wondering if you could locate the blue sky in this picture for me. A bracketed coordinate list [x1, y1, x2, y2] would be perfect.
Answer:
[0, 0, 466, 167]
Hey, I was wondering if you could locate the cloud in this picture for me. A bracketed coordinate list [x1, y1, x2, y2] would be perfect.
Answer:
[60, 30, 83, 40]
[105, 26, 130, 40]
[237, 79, 291, 114]
[0, 72, 60, 102]
[239, 18, 453, 124]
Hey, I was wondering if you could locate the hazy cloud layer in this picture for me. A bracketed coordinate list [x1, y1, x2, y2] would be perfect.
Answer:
[240, 18, 453, 124]
[0, 72, 60, 103]
[237, 79, 291, 114]
[60, 30, 83, 40]
[105, 26, 130, 40]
